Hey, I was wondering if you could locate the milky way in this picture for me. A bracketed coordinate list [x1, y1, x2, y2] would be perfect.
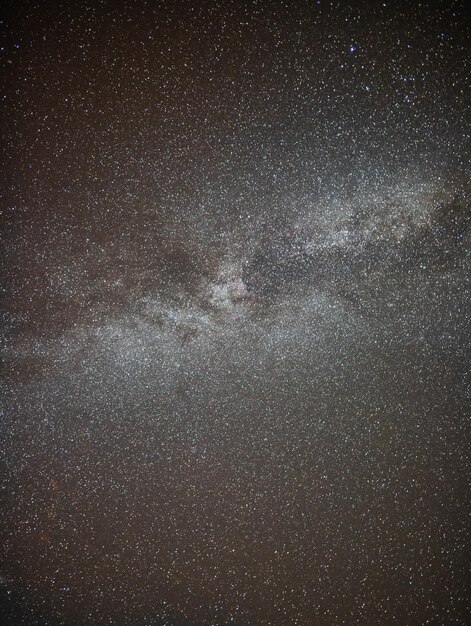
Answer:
[1, 1, 470, 624]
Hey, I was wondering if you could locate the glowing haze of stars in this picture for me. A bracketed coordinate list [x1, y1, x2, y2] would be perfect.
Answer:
[1, 1, 470, 625]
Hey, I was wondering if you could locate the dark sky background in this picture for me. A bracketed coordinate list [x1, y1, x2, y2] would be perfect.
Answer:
[1, 1, 470, 624]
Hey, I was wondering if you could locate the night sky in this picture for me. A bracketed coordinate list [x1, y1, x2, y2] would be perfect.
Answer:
[1, 1, 470, 624]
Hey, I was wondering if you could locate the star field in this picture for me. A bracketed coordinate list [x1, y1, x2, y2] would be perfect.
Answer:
[1, 1, 470, 624]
